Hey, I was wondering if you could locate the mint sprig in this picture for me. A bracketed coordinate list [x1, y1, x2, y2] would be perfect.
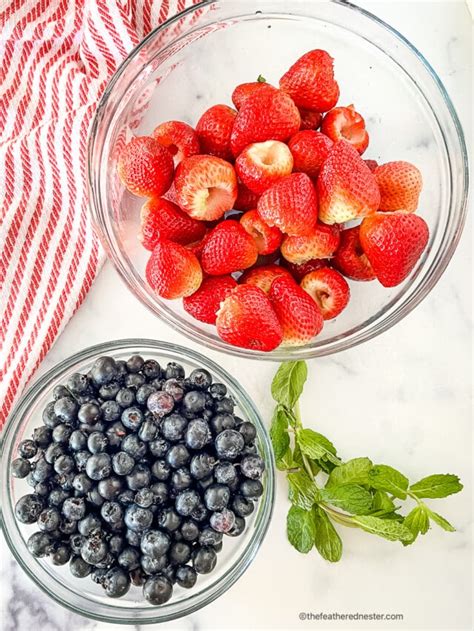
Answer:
[270, 361, 463, 561]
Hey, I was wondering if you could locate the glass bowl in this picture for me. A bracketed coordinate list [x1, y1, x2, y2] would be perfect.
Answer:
[0, 339, 275, 624]
[88, 0, 469, 360]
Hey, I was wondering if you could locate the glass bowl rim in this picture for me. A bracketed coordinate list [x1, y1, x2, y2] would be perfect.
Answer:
[1, 338, 275, 624]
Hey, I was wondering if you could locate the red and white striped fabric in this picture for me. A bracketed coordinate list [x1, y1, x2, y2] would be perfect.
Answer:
[0, 0, 200, 426]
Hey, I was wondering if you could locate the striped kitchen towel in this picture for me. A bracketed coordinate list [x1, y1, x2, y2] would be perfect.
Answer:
[0, 0, 201, 426]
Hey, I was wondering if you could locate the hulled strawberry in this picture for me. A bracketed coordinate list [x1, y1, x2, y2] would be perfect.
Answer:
[196, 105, 237, 161]
[174, 154, 237, 221]
[146, 239, 202, 299]
[240, 210, 283, 255]
[239, 264, 293, 294]
[269, 275, 324, 346]
[300, 268, 350, 320]
[281, 223, 340, 264]
[201, 220, 258, 275]
[374, 161, 423, 212]
[281, 257, 330, 282]
[333, 226, 376, 281]
[234, 181, 261, 211]
[359, 212, 429, 287]
[299, 108, 322, 130]
[230, 89, 301, 157]
[152, 120, 200, 165]
[257, 173, 318, 236]
[183, 275, 237, 324]
[231, 79, 277, 109]
[279, 49, 339, 112]
[318, 141, 380, 224]
[117, 136, 174, 197]
[288, 130, 333, 178]
[321, 105, 369, 154]
[139, 198, 207, 250]
[216, 285, 283, 351]
[235, 140, 294, 194]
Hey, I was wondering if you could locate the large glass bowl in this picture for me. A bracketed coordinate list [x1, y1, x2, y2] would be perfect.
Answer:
[88, 0, 469, 360]
[0, 339, 275, 624]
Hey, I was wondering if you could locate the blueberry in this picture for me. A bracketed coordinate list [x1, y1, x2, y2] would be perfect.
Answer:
[181, 520, 200, 542]
[74, 450, 91, 472]
[87, 431, 108, 454]
[141, 554, 167, 575]
[101, 501, 123, 526]
[121, 406, 144, 431]
[70, 533, 86, 554]
[87, 487, 105, 507]
[124, 504, 153, 532]
[90, 356, 117, 386]
[175, 489, 200, 517]
[53, 384, 71, 401]
[69, 556, 92, 578]
[109, 535, 124, 555]
[86, 453, 111, 481]
[143, 575, 173, 605]
[115, 360, 129, 382]
[198, 527, 222, 547]
[238, 421, 257, 445]
[78, 403, 101, 425]
[190, 502, 209, 523]
[11, 458, 31, 478]
[121, 434, 147, 460]
[99, 381, 121, 400]
[126, 354, 144, 373]
[27, 531, 53, 557]
[182, 391, 206, 416]
[116, 388, 135, 408]
[91, 568, 108, 584]
[185, 419, 211, 450]
[171, 467, 192, 491]
[175, 565, 197, 589]
[105, 421, 127, 448]
[118, 489, 135, 506]
[125, 373, 146, 390]
[54, 397, 79, 424]
[190, 453, 215, 480]
[134, 488, 154, 508]
[143, 359, 162, 380]
[149, 437, 170, 458]
[43, 443, 63, 464]
[215, 397, 235, 414]
[69, 430, 87, 451]
[204, 484, 230, 511]
[157, 508, 181, 532]
[126, 528, 141, 546]
[98, 476, 123, 500]
[150, 482, 168, 506]
[72, 472, 92, 495]
[42, 402, 60, 428]
[210, 508, 235, 533]
[135, 384, 157, 407]
[166, 444, 190, 469]
[213, 541, 223, 553]
[54, 454, 75, 475]
[189, 368, 212, 390]
[160, 564, 177, 584]
[126, 464, 151, 491]
[209, 382, 227, 400]
[140, 529, 171, 557]
[150, 377, 165, 390]
[101, 400, 122, 423]
[228, 515, 246, 537]
[169, 541, 191, 565]
[32, 426, 52, 447]
[59, 518, 77, 535]
[48, 487, 69, 506]
[138, 419, 158, 442]
[161, 413, 187, 442]
[147, 391, 174, 417]
[51, 544, 71, 565]
[103, 567, 130, 598]
[214, 462, 238, 485]
[240, 454, 265, 479]
[164, 362, 184, 380]
[67, 373, 90, 394]
[62, 497, 86, 521]
[18, 439, 37, 459]
[239, 479, 263, 499]
[210, 413, 235, 434]
[162, 378, 185, 402]
[215, 429, 244, 460]
[81, 534, 108, 564]
[32, 458, 53, 483]
[198, 475, 214, 491]
[112, 451, 135, 476]
[118, 547, 140, 571]
[37, 507, 61, 532]
[193, 546, 217, 574]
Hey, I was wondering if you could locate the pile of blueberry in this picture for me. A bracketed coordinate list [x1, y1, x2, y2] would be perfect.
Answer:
[11, 354, 265, 605]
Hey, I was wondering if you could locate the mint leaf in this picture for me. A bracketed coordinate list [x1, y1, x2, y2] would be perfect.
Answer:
[427, 510, 456, 532]
[326, 457, 373, 488]
[257, 74, 267, 83]
[352, 515, 414, 543]
[287, 471, 319, 510]
[270, 407, 290, 464]
[276, 447, 298, 472]
[410, 474, 463, 499]
[320, 485, 373, 515]
[404, 505, 430, 543]
[271, 361, 307, 409]
[297, 428, 340, 465]
[313, 507, 343, 562]
[287, 505, 316, 553]
[368, 465, 409, 500]
[372, 490, 396, 513]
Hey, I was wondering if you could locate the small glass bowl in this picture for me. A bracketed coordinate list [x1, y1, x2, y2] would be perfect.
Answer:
[88, 0, 469, 360]
[0, 339, 275, 624]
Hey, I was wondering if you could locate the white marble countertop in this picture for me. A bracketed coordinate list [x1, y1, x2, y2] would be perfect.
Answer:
[1, 2, 472, 630]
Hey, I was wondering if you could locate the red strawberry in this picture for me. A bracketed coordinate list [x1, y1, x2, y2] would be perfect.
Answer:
[240, 264, 293, 294]
[300, 268, 350, 320]
[269, 275, 324, 346]
[318, 141, 380, 224]
[282, 257, 330, 282]
[333, 226, 376, 281]
[257, 173, 318, 236]
[279, 50, 339, 112]
[240, 210, 282, 255]
[139, 198, 207, 250]
[234, 181, 261, 211]
[364, 159, 379, 172]
[321, 105, 369, 154]
[232, 80, 277, 109]
[359, 212, 429, 287]
[299, 108, 322, 130]
[374, 161, 423, 213]
[146, 239, 202, 299]
[235, 140, 294, 194]
[230, 89, 300, 157]
[174, 155, 237, 221]
[183, 275, 237, 324]
[152, 120, 200, 165]
[201, 220, 258, 275]
[196, 105, 237, 161]
[281, 223, 340, 264]
[288, 130, 333, 178]
[117, 136, 174, 197]
[216, 285, 283, 351]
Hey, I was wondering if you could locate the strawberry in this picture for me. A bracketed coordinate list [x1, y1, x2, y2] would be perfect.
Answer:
[299, 108, 322, 130]
[235, 140, 294, 194]
[257, 173, 318, 236]
[240, 210, 282, 255]
[321, 105, 369, 154]
[117, 136, 174, 197]
[374, 161, 423, 212]
[216, 285, 283, 351]
[152, 120, 200, 165]
[230, 89, 301, 157]
[281, 223, 340, 264]
[359, 212, 429, 287]
[183, 275, 237, 324]
[279, 49, 339, 112]
[282, 257, 330, 282]
[269, 275, 324, 346]
[239, 264, 293, 294]
[174, 154, 237, 221]
[288, 130, 333, 178]
[364, 159, 379, 172]
[139, 198, 207, 250]
[201, 220, 258, 275]
[232, 80, 277, 109]
[195, 105, 237, 161]
[146, 239, 202, 299]
[300, 268, 350, 320]
[318, 141, 380, 225]
[333, 226, 376, 281]
[234, 181, 261, 211]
